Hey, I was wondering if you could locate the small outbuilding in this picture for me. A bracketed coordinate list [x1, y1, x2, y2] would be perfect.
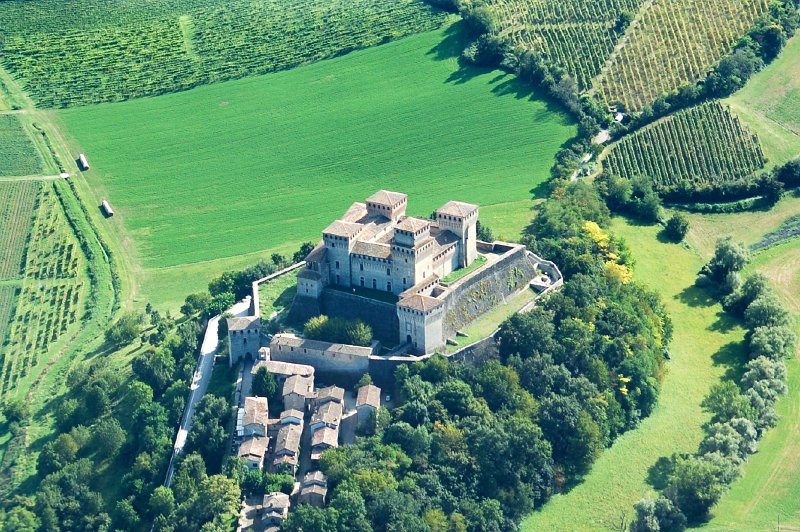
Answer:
[78, 153, 90, 170]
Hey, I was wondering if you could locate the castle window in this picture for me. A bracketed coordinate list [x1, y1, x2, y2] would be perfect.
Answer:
[372, 279, 377, 289]
[360, 277, 365, 287]
[386, 268, 390, 276]
[402, 277, 406, 286]
[387, 281, 392, 291]
[360, 263, 363, 271]
[335, 261, 340, 269]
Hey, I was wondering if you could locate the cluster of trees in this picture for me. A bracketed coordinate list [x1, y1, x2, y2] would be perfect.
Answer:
[277, 183, 670, 530]
[7, 298, 246, 531]
[304, 314, 373, 347]
[631, 242, 796, 529]
[619, 0, 800, 134]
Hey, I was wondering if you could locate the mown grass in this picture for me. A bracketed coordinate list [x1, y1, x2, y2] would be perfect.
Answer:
[727, 33, 800, 166]
[59, 22, 576, 311]
[258, 270, 299, 321]
[522, 218, 744, 530]
[675, 200, 800, 529]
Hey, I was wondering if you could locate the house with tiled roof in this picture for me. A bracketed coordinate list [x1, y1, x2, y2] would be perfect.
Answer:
[356, 384, 381, 427]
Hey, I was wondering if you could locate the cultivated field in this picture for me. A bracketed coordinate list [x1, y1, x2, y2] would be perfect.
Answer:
[604, 102, 766, 195]
[598, 0, 770, 110]
[0, 0, 446, 107]
[0, 184, 88, 397]
[727, 34, 800, 166]
[0, 181, 40, 279]
[0, 115, 44, 176]
[486, 0, 642, 89]
[59, 23, 576, 310]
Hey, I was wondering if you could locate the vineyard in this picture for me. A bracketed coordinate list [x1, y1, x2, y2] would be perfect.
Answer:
[598, 0, 770, 110]
[0, 0, 446, 107]
[0, 184, 87, 396]
[486, 0, 641, 89]
[0, 116, 45, 176]
[604, 102, 767, 193]
[0, 181, 40, 279]
[0, 287, 18, 355]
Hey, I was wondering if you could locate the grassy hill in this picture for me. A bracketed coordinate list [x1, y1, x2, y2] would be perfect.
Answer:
[727, 34, 800, 166]
[59, 23, 576, 310]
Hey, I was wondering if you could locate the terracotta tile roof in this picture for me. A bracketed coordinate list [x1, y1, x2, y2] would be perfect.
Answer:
[304, 242, 327, 263]
[227, 316, 260, 331]
[397, 294, 444, 312]
[311, 401, 343, 428]
[341, 202, 369, 223]
[311, 426, 339, 448]
[279, 409, 304, 422]
[262, 492, 290, 511]
[243, 397, 269, 427]
[437, 200, 478, 217]
[396, 216, 430, 232]
[316, 386, 345, 404]
[357, 384, 381, 409]
[366, 190, 407, 206]
[253, 359, 314, 379]
[271, 334, 372, 357]
[352, 240, 391, 259]
[302, 471, 328, 487]
[283, 374, 313, 397]
[323, 220, 363, 238]
[275, 424, 302, 455]
[238, 436, 268, 459]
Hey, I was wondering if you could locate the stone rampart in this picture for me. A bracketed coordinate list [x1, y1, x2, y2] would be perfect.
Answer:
[441, 245, 536, 338]
[320, 290, 399, 343]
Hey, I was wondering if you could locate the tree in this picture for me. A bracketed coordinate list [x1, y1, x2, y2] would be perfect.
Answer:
[1, 506, 39, 532]
[759, 173, 784, 205]
[748, 325, 797, 360]
[355, 373, 373, 389]
[149, 486, 175, 519]
[293, 241, 316, 264]
[615, 11, 634, 33]
[744, 295, 793, 329]
[105, 312, 146, 346]
[476, 221, 494, 242]
[723, 273, 769, 316]
[37, 433, 80, 475]
[91, 417, 125, 458]
[280, 504, 339, 531]
[701, 381, 755, 424]
[132, 348, 176, 394]
[664, 213, 689, 242]
[204, 292, 235, 318]
[698, 237, 750, 291]
[114, 498, 140, 530]
[630, 495, 686, 532]
[252, 366, 277, 398]
[1, 397, 29, 423]
[664, 456, 725, 521]
[182, 292, 212, 316]
[330, 489, 371, 532]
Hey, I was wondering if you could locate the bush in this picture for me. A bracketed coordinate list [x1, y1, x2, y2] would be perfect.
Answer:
[664, 456, 726, 522]
[630, 495, 686, 532]
[105, 312, 145, 347]
[303, 315, 373, 346]
[664, 213, 689, 242]
[181, 293, 211, 316]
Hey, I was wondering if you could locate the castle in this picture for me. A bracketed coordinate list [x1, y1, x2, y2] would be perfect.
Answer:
[292, 190, 553, 355]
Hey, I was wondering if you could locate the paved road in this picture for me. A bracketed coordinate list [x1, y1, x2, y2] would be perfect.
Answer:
[164, 297, 252, 486]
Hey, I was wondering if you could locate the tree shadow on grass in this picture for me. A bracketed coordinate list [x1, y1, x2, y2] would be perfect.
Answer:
[675, 285, 717, 308]
[711, 341, 748, 382]
[707, 308, 740, 334]
[646, 455, 677, 490]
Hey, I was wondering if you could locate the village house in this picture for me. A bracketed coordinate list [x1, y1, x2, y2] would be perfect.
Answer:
[315, 385, 345, 407]
[240, 396, 268, 438]
[282, 374, 313, 412]
[238, 436, 268, 470]
[273, 423, 302, 472]
[310, 426, 339, 461]
[309, 401, 343, 433]
[252, 351, 315, 384]
[279, 409, 303, 426]
[356, 384, 381, 427]
[298, 471, 328, 507]
[261, 492, 290, 526]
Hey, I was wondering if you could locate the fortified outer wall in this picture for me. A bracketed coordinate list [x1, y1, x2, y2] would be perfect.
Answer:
[440, 244, 536, 339]
[320, 290, 399, 343]
[270, 341, 370, 376]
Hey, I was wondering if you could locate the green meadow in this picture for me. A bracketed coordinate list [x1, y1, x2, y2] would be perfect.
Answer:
[521, 218, 745, 530]
[727, 34, 800, 166]
[60, 22, 575, 310]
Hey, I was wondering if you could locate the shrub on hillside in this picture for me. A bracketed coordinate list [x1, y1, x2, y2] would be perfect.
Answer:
[105, 312, 146, 347]
[664, 213, 690, 242]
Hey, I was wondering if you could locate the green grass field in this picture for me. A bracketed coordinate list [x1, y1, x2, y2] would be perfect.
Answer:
[258, 270, 299, 321]
[727, 34, 800, 166]
[59, 23, 576, 311]
[521, 217, 744, 530]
